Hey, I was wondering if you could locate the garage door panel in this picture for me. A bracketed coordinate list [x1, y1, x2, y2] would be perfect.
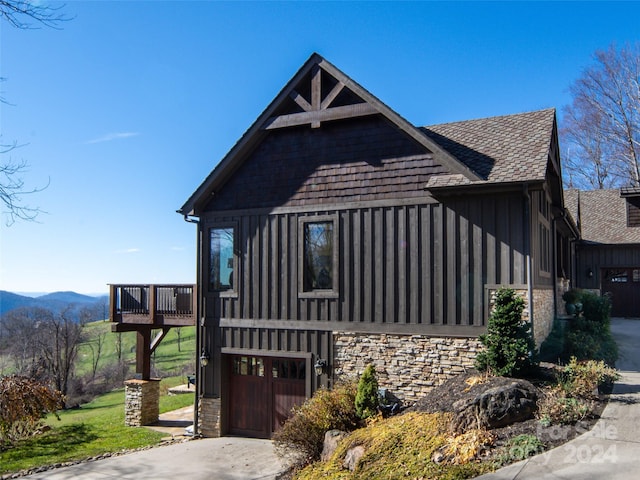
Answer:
[602, 268, 640, 317]
[228, 355, 307, 438]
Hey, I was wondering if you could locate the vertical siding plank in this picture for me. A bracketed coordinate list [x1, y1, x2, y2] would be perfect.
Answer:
[498, 199, 511, 284]
[446, 203, 457, 324]
[433, 204, 444, 324]
[485, 198, 496, 285]
[511, 196, 525, 284]
[363, 209, 373, 323]
[270, 216, 279, 320]
[253, 216, 261, 319]
[471, 201, 484, 326]
[397, 206, 407, 323]
[261, 216, 269, 319]
[459, 201, 470, 325]
[290, 214, 298, 321]
[341, 210, 350, 324]
[385, 207, 396, 323]
[242, 216, 252, 318]
[280, 215, 288, 320]
[374, 208, 384, 323]
[352, 210, 362, 323]
[421, 205, 432, 324]
[409, 206, 419, 324]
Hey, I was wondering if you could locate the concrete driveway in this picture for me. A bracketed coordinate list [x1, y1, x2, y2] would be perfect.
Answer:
[18, 437, 285, 480]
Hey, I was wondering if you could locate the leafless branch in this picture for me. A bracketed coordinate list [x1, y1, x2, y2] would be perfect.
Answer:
[0, 1, 71, 29]
[1, 142, 49, 225]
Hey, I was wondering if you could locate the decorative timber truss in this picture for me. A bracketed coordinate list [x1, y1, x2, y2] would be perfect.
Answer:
[262, 64, 377, 130]
[109, 284, 197, 380]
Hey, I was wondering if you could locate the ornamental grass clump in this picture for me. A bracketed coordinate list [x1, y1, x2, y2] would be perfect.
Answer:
[475, 288, 537, 377]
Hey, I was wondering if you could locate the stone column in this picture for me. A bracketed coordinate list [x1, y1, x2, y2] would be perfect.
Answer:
[124, 379, 160, 427]
[199, 396, 222, 437]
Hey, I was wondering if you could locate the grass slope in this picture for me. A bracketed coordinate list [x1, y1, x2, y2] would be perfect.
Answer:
[0, 378, 194, 474]
[0, 321, 197, 475]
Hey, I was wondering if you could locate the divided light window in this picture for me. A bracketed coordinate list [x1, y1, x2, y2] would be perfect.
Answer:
[210, 226, 235, 292]
[300, 217, 337, 295]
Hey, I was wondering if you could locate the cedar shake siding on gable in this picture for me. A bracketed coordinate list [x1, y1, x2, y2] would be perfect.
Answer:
[205, 116, 447, 211]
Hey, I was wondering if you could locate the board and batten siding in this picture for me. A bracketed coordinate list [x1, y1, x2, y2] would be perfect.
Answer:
[204, 192, 527, 341]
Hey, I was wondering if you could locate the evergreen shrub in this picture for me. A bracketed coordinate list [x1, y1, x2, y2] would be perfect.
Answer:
[475, 287, 537, 377]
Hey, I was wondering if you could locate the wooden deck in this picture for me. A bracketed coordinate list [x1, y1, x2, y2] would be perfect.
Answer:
[109, 284, 197, 379]
[109, 284, 197, 328]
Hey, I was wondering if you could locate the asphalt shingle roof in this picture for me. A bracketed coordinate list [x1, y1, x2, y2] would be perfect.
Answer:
[567, 189, 640, 244]
[422, 108, 555, 186]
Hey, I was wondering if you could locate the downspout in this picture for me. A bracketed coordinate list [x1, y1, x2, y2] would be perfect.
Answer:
[523, 184, 534, 341]
[183, 214, 201, 436]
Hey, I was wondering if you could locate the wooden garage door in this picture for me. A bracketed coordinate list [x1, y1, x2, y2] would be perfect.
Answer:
[228, 355, 306, 438]
[602, 268, 640, 317]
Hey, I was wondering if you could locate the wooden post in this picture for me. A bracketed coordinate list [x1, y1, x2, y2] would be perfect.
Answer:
[109, 284, 118, 322]
[137, 329, 151, 380]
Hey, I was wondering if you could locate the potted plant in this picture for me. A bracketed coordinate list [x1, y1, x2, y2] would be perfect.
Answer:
[562, 289, 580, 316]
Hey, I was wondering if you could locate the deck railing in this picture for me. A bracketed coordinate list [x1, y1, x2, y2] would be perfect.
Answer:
[109, 284, 197, 327]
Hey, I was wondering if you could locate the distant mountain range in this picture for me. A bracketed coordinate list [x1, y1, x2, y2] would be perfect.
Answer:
[0, 291, 109, 319]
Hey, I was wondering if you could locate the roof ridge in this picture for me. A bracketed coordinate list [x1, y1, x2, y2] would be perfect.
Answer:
[422, 107, 556, 129]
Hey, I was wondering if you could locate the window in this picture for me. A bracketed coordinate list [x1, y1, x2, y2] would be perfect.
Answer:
[302, 220, 335, 291]
[232, 356, 264, 376]
[272, 359, 306, 380]
[210, 226, 235, 291]
[539, 223, 551, 274]
[626, 197, 640, 227]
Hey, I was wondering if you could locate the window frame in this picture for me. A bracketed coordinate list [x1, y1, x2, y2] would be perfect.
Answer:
[298, 215, 339, 298]
[208, 223, 238, 297]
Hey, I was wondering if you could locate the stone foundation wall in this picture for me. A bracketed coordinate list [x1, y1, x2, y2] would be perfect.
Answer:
[199, 396, 222, 437]
[124, 379, 160, 427]
[333, 333, 481, 406]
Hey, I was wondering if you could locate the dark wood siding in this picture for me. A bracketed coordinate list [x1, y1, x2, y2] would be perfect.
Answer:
[576, 244, 640, 292]
[204, 193, 527, 327]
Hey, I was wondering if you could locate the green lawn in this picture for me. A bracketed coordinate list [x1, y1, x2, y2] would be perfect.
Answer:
[0, 377, 194, 475]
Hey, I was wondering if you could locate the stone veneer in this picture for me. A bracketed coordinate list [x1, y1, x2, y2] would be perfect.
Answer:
[124, 379, 160, 427]
[333, 333, 481, 406]
[532, 288, 555, 347]
[199, 396, 222, 437]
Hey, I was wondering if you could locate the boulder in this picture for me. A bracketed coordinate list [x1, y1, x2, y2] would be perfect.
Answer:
[321, 429, 348, 462]
[343, 445, 365, 471]
[450, 379, 538, 432]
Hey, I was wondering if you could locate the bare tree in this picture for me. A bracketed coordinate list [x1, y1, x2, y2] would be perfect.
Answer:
[36, 307, 84, 396]
[87, 330, 106, 381]
[1, 1, 70, 224]
[561, 43, 640, 188]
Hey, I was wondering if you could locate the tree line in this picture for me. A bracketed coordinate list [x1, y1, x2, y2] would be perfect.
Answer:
[0, 305, 128, 405]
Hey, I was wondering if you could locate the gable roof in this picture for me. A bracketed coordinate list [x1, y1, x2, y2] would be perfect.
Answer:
[179, 53, 480, 216]
[566, 188, 640, 244]
[422, 108, 557, 188]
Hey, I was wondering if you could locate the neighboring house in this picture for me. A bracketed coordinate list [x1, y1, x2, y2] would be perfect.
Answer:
[565, 188, 640, 317]
[178, 53, 576, 439]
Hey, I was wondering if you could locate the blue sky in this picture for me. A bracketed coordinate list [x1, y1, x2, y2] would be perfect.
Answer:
[1, 1, 639, 295]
